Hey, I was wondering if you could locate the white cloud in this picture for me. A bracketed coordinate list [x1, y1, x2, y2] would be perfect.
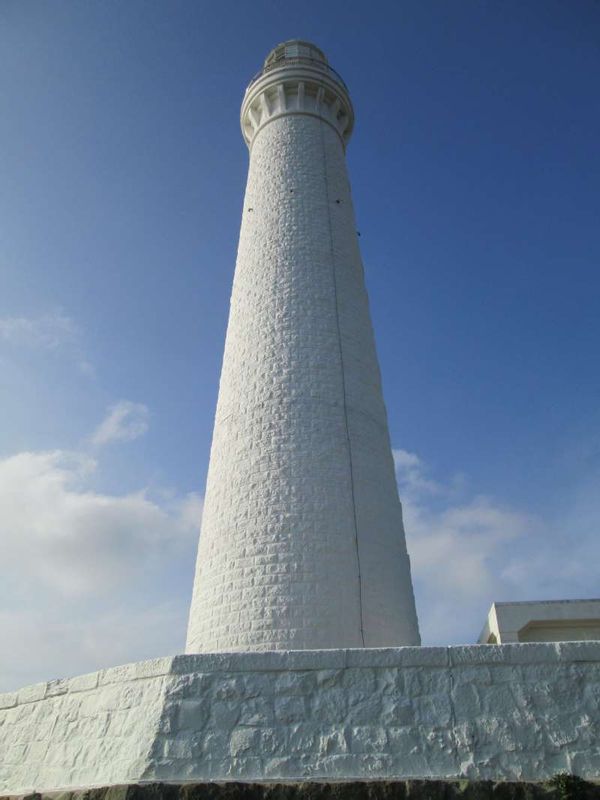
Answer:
[0, 604, 186, 692]
[91, 400, 150, 446]
[395, 449, 600, 646]
[393, 449, 442, 496]
[0, 311, 78, 350]
[0, 448, 202, 690]
[0, 310, 94, 376]
[0, 449, 200, 596]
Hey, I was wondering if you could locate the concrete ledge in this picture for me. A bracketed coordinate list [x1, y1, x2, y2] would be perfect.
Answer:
[558, 641, 600, 661]
[1, 644, 600, 794]
[172, 642, 581, 676]
[0, 692, 17, 710]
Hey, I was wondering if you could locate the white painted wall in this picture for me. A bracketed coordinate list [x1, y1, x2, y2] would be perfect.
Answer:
[2, 644, 600, 793]
[186, 45, 420, 652]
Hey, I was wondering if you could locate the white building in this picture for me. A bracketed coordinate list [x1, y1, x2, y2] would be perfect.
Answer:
[186, 40, 420, 652]
[479, 599, 600, 644]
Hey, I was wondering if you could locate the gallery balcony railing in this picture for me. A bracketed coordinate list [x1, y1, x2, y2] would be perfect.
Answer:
[247, 56, 348, 91]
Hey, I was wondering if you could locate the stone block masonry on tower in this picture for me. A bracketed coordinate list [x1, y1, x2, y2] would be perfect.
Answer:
[185, 41, 421, 652]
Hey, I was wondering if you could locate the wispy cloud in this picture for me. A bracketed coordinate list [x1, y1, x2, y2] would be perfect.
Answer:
[0, 448, 202, 690]
[395, 449, 600, 645]
[393, 449, 443, 496]
[91, 400, 150, 446]
[0, 311, 78, 350]
[0, 310, 94, 376]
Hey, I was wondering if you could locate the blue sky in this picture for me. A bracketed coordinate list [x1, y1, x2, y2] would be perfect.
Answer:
[1, 1, 599, 690]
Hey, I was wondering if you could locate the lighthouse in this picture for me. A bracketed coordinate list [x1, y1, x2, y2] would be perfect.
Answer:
[5, 41, 599, 796]
[186, 41, 420, 652]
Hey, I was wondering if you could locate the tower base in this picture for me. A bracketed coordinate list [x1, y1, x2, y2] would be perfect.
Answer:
[1, 645, 599, 794]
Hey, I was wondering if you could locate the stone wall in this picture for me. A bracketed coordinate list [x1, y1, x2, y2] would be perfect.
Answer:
[1, 644, 599, 794]
[0, 659, 169, 793]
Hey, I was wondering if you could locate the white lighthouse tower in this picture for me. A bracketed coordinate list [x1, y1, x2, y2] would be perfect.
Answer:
[6, 41, 600, 797]
[186, 41, 420, 652]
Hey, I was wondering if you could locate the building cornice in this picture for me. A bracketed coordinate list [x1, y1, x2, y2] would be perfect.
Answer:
[240, 63, 354, 149]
